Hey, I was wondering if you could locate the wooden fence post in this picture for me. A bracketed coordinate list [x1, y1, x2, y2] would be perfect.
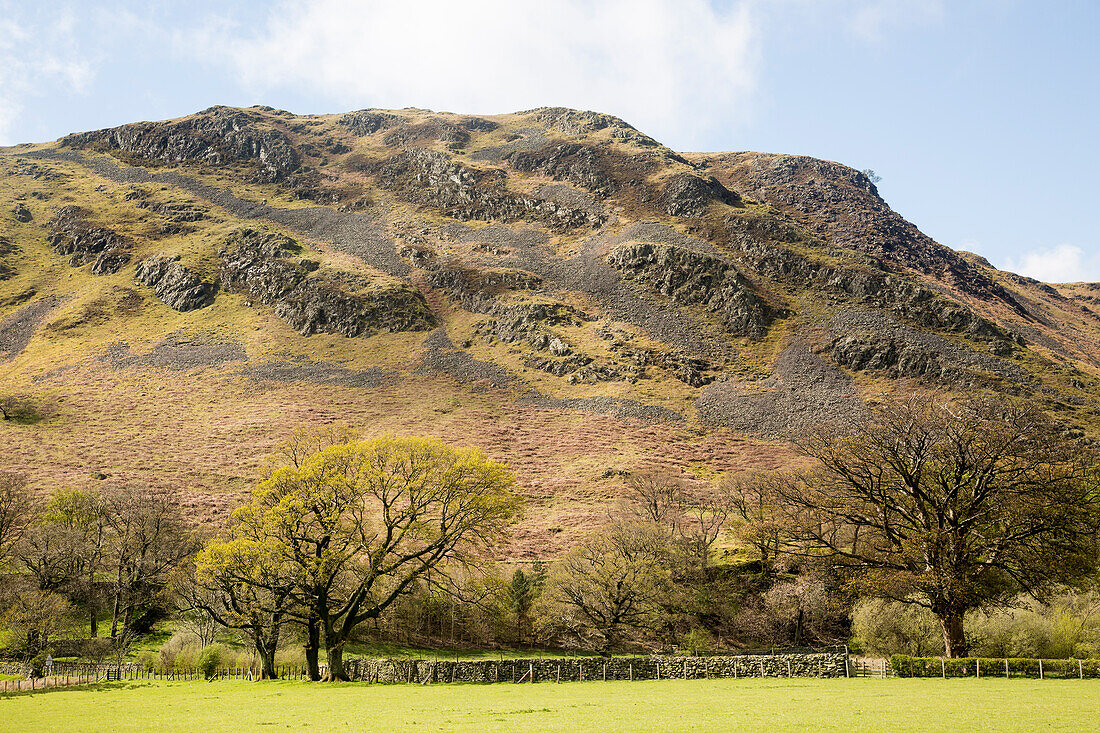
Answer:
[941, 658, 945, 678]
[1005, 659, 1009, 679]
[1039, 660, 1043, 680]
[976, 659, 980, 679]
[1079, 660, 1084, 679]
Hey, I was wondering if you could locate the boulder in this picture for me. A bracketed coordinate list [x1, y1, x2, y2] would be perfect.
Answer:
[135, 254, 216, 312]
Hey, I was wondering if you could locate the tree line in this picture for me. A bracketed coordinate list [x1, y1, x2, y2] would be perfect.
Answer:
[0, 394, 1097, 679]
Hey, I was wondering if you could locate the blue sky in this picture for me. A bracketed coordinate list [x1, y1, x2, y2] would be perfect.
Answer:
[2, 0, 1097, 281]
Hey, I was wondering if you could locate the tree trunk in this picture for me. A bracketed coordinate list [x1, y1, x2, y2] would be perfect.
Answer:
[939, 613, 968, 658]
[256, 626, 280, 680]
[88, 572, 99, 638]
[109, 590, 121, 638]
[304, 618, 321, 681]
[323, 643, 348, 682]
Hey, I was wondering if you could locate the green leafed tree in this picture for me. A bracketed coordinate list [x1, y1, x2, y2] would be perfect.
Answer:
[227, 435, 522, 681]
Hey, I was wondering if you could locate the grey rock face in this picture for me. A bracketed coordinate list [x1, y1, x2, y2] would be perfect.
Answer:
[662, 173, 740, 216]
[134, 254, 216, 312]
[608, 242, 778, 338]
[62, 106, 299, 183]
[12, 203, 32, 222]
[728, 231, 1014, 345]
[425, 265, 542, 311]
[717, 152, 1031, 315]
[47, 206, 130, 274]
[337, 110, 399, 136]
[503, 143, 617, 198]
[218, 228, 436, 337]
[372, 148, 604, 230]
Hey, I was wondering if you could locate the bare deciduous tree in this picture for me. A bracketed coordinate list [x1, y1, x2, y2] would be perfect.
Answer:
[765, 394, 1100, 657]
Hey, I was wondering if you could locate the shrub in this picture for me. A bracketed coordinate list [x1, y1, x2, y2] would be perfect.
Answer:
[137, 651, 158, 672]
[851, 599, 941, 657]
[159, 631, 200, 670]
[197, 644, 223, 678]
[679, 629, 716, 656]
[891, 654, 1100, 678]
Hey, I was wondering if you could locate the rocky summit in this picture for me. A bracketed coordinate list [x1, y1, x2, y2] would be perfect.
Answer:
[2, 105, 1099, 555]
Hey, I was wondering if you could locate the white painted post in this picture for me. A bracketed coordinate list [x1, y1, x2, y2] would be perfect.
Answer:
[787, 659, 792, 678]
[530, 662, 534, 684]
[1039, 660, 1043, 680]
[603, 662, 607, 681]
[941, 658, 946, 679]
[556, 663, 560, 684]
[759, 660, 765, 678]
[1005, 659, 1009, 679]
[976, 659, 980, 679]
[629, 661, 633, 681]
[1079, 659, 1084, 679]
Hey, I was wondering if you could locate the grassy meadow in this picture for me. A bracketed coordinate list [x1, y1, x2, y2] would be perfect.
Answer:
[2, 677, 1098, 732]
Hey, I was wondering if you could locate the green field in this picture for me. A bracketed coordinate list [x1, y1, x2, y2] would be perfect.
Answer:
[2, 678, 1098, 732]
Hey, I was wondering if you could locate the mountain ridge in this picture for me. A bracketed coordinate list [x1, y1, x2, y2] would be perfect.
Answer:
[2, 104, 1098, 555]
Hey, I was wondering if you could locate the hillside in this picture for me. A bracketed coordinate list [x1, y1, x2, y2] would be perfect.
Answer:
[2, 105, 1098, 557]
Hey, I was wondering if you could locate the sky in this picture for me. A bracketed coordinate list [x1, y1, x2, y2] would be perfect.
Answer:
[1, 0, 1097, 282]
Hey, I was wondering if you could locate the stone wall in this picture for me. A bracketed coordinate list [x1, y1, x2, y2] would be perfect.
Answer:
[343, 652, 847, 684]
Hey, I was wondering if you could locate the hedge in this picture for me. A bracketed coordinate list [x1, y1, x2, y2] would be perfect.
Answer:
[890, 655, 1100, 679]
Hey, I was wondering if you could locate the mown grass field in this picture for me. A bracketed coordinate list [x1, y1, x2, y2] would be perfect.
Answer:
[2, 678, 1098, 732]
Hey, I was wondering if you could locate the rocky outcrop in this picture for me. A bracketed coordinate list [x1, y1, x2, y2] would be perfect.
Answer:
[826, 309, 1030, 388]
[474, 301, 590, 345]
[426, 265, 542, 310]
[726, 226, 1016, 346]
[218, 229, 435, 336]
[134, 254, 215, 312]
[12, 203, 32, 222]
[709, 152, 1031, 315]
[62, 106, 299, 183]
[662, 173, 739, 216]
[503, 143, 619, 199]
[337, 110, 399, 136]
[371, 148, 604, 230]
[47, 206, 130, 274]
[608, 242, 779, 338]
[521, 107, 660, 147]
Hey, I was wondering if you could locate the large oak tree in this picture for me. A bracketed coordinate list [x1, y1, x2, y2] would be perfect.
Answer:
[767, 395, 1100, 657]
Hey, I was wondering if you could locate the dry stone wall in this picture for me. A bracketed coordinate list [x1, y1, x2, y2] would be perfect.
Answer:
[343, 651, 847, 684]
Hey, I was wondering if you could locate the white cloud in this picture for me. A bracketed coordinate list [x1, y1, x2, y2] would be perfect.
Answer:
[0, 4, 94, 145]
[180, 0, 757, 149]
[1002, 244, 1100, 284]
[847, 0, 943, 43]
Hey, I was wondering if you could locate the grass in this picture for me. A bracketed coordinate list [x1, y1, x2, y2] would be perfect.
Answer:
[2, 677, 1098, 732]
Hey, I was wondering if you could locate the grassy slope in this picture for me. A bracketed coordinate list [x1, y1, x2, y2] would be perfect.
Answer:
[2, 678, 1097, 732]
[0, 130, 803, 558]
[4, 107, 1100, 555]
